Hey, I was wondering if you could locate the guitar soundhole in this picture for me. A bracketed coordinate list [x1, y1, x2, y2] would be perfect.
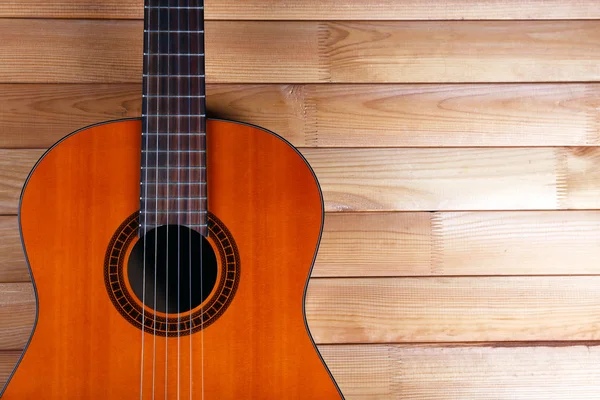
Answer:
[104, 212, 240, 336]
[127, 225, 218, 314]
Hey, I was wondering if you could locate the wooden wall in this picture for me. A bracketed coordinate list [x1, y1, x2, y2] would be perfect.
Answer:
[2, 1, 600, 398]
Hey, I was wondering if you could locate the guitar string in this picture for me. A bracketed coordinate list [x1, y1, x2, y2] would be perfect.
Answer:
[199, 2, 205, 399]
[152, 2, 160, 398]
[165, 1, 171, 397]
[177, 2, 184, 399]
[140, 0, 151, 397]
[188, 2, 193, 398]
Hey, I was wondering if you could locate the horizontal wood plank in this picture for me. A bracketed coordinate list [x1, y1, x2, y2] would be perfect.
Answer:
[4, 278, 600, 347]
[317, 210, 600, 277]
[2, 20, 600, 83]
[0, 283, 35, 350]
[305, 147, 560, 212]
[2, 0, 599, 20]
[5, 83, 600, 148]
[7, 147, 600, 213]
[4, 210, 600, 282]
[306, 277, 600, 343]
[319, 344, 600, 399]
[1, 345, 600, 398]
[0, 150, 41, 215]
[0, 218, 26, 283]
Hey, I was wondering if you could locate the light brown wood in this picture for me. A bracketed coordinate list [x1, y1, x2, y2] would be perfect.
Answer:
[6, 275, 600, 348]
[319, 344, 600, 399]
[305, 277, 600, 343]
[2, 119, 341, 398]
[0, 218, 26, 283]
[0, 84, 141, 148]
[3, 344, 600, 399]
[0, 352, 20, 389]
[304, 147, 559, 212]
[2, 0, 599, 20]
[5, 210, 600, 282]
[316, 210, 600, 277]
[0, 283, 34, 350]
[8, 147, 600, 214]
[5, 83, 600, 149]
[0, 150, 41, 215]
[3, 20, 600, 83]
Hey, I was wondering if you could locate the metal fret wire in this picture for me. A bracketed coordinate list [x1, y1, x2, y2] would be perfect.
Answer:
[140, 1, 207, 397]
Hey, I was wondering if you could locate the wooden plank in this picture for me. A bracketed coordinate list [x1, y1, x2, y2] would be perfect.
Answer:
[316, 211, 600, 277]
[2, 0, 599, 20]
[318, 344, 600, 399]
[4, 83, 600, 149]
[306, 277, 600, 343]
[1, 345, 599, 398]
[2, 20, 600, 83]
[0, 84, 141, 149]
[304, 147, 559, 212]
[0, 283, 35, 350]
[4, 210, 600, 281]
[5, 277, 600, 347]
[0, 351, 20, 390]
[0, 218, 27, 283]
[8, 147, 600, 214]
[0, 150, 42, 215]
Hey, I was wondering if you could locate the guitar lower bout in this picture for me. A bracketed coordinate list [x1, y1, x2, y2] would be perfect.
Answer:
[2, 118, 344, 399]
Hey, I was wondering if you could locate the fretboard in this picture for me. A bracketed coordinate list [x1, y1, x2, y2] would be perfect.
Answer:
[140, 0, 207, 237]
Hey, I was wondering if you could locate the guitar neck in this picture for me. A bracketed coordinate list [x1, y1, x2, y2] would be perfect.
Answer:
[140, 0, 208, 237]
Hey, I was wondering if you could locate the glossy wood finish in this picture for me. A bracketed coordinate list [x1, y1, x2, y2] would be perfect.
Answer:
[1, 119, 341, 399]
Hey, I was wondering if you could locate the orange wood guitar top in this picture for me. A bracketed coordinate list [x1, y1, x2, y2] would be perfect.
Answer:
[2, 119, 342, 399]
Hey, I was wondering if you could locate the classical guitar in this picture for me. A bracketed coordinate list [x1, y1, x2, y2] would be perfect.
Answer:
[1, 1, 342, 398]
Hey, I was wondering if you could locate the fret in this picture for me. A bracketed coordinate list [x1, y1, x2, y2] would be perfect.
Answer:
[144, 114, 205, 117]
[145, 6, 204, 9]
[145, 97, 204, 115]
[145, 30, 204, 33]
[144, 95, 205, 98]
[143, 168, 205, 182]
[144, 74, 205, 77]
[145, 55, 205, 76]
[140, 213, 207, 228]
[142, 151, 205, 168]
[144, 53, 205, 56]
[144, 115, 206, 133]
[141, 0, 207, 236]
[142, 199, 207, 211]
[146, 76, 205, 96]
[142, 183, 206, 197]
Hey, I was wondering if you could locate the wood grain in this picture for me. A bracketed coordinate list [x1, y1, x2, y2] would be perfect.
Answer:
[0, 283, 34, 350]
[2, 0, 599, 20]
[319, 344, 600, 399]
[3, 20, 600, 83]
[8, 147, 600, 214]
[2, 345, 600, 399]
[305, 277, 600, 343]
[316, 211, 600, 277]
[304, 147, 559, 212]
[5, 210, 600, 282]
[0, 218, 26, 283]
[5, 277, 600, 348]
[0, 150, 42, 215]
[4, 83, 600, 148]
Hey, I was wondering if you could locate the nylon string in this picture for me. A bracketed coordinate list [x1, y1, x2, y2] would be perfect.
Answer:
[140, 0, 151, 397]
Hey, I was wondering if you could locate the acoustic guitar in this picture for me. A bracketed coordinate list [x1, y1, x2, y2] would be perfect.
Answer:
[1, 1, 343, 398]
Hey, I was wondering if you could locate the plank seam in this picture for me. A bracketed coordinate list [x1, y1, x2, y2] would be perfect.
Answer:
[555, 148, 569, 209]
[430, 212, 444, 275]
[316, 22, 332, 83]
[303, 85, 319, 146]
[585, 85, 600, 146]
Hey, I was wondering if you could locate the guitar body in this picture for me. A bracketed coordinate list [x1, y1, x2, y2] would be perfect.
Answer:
[2, 119, 342, 399]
